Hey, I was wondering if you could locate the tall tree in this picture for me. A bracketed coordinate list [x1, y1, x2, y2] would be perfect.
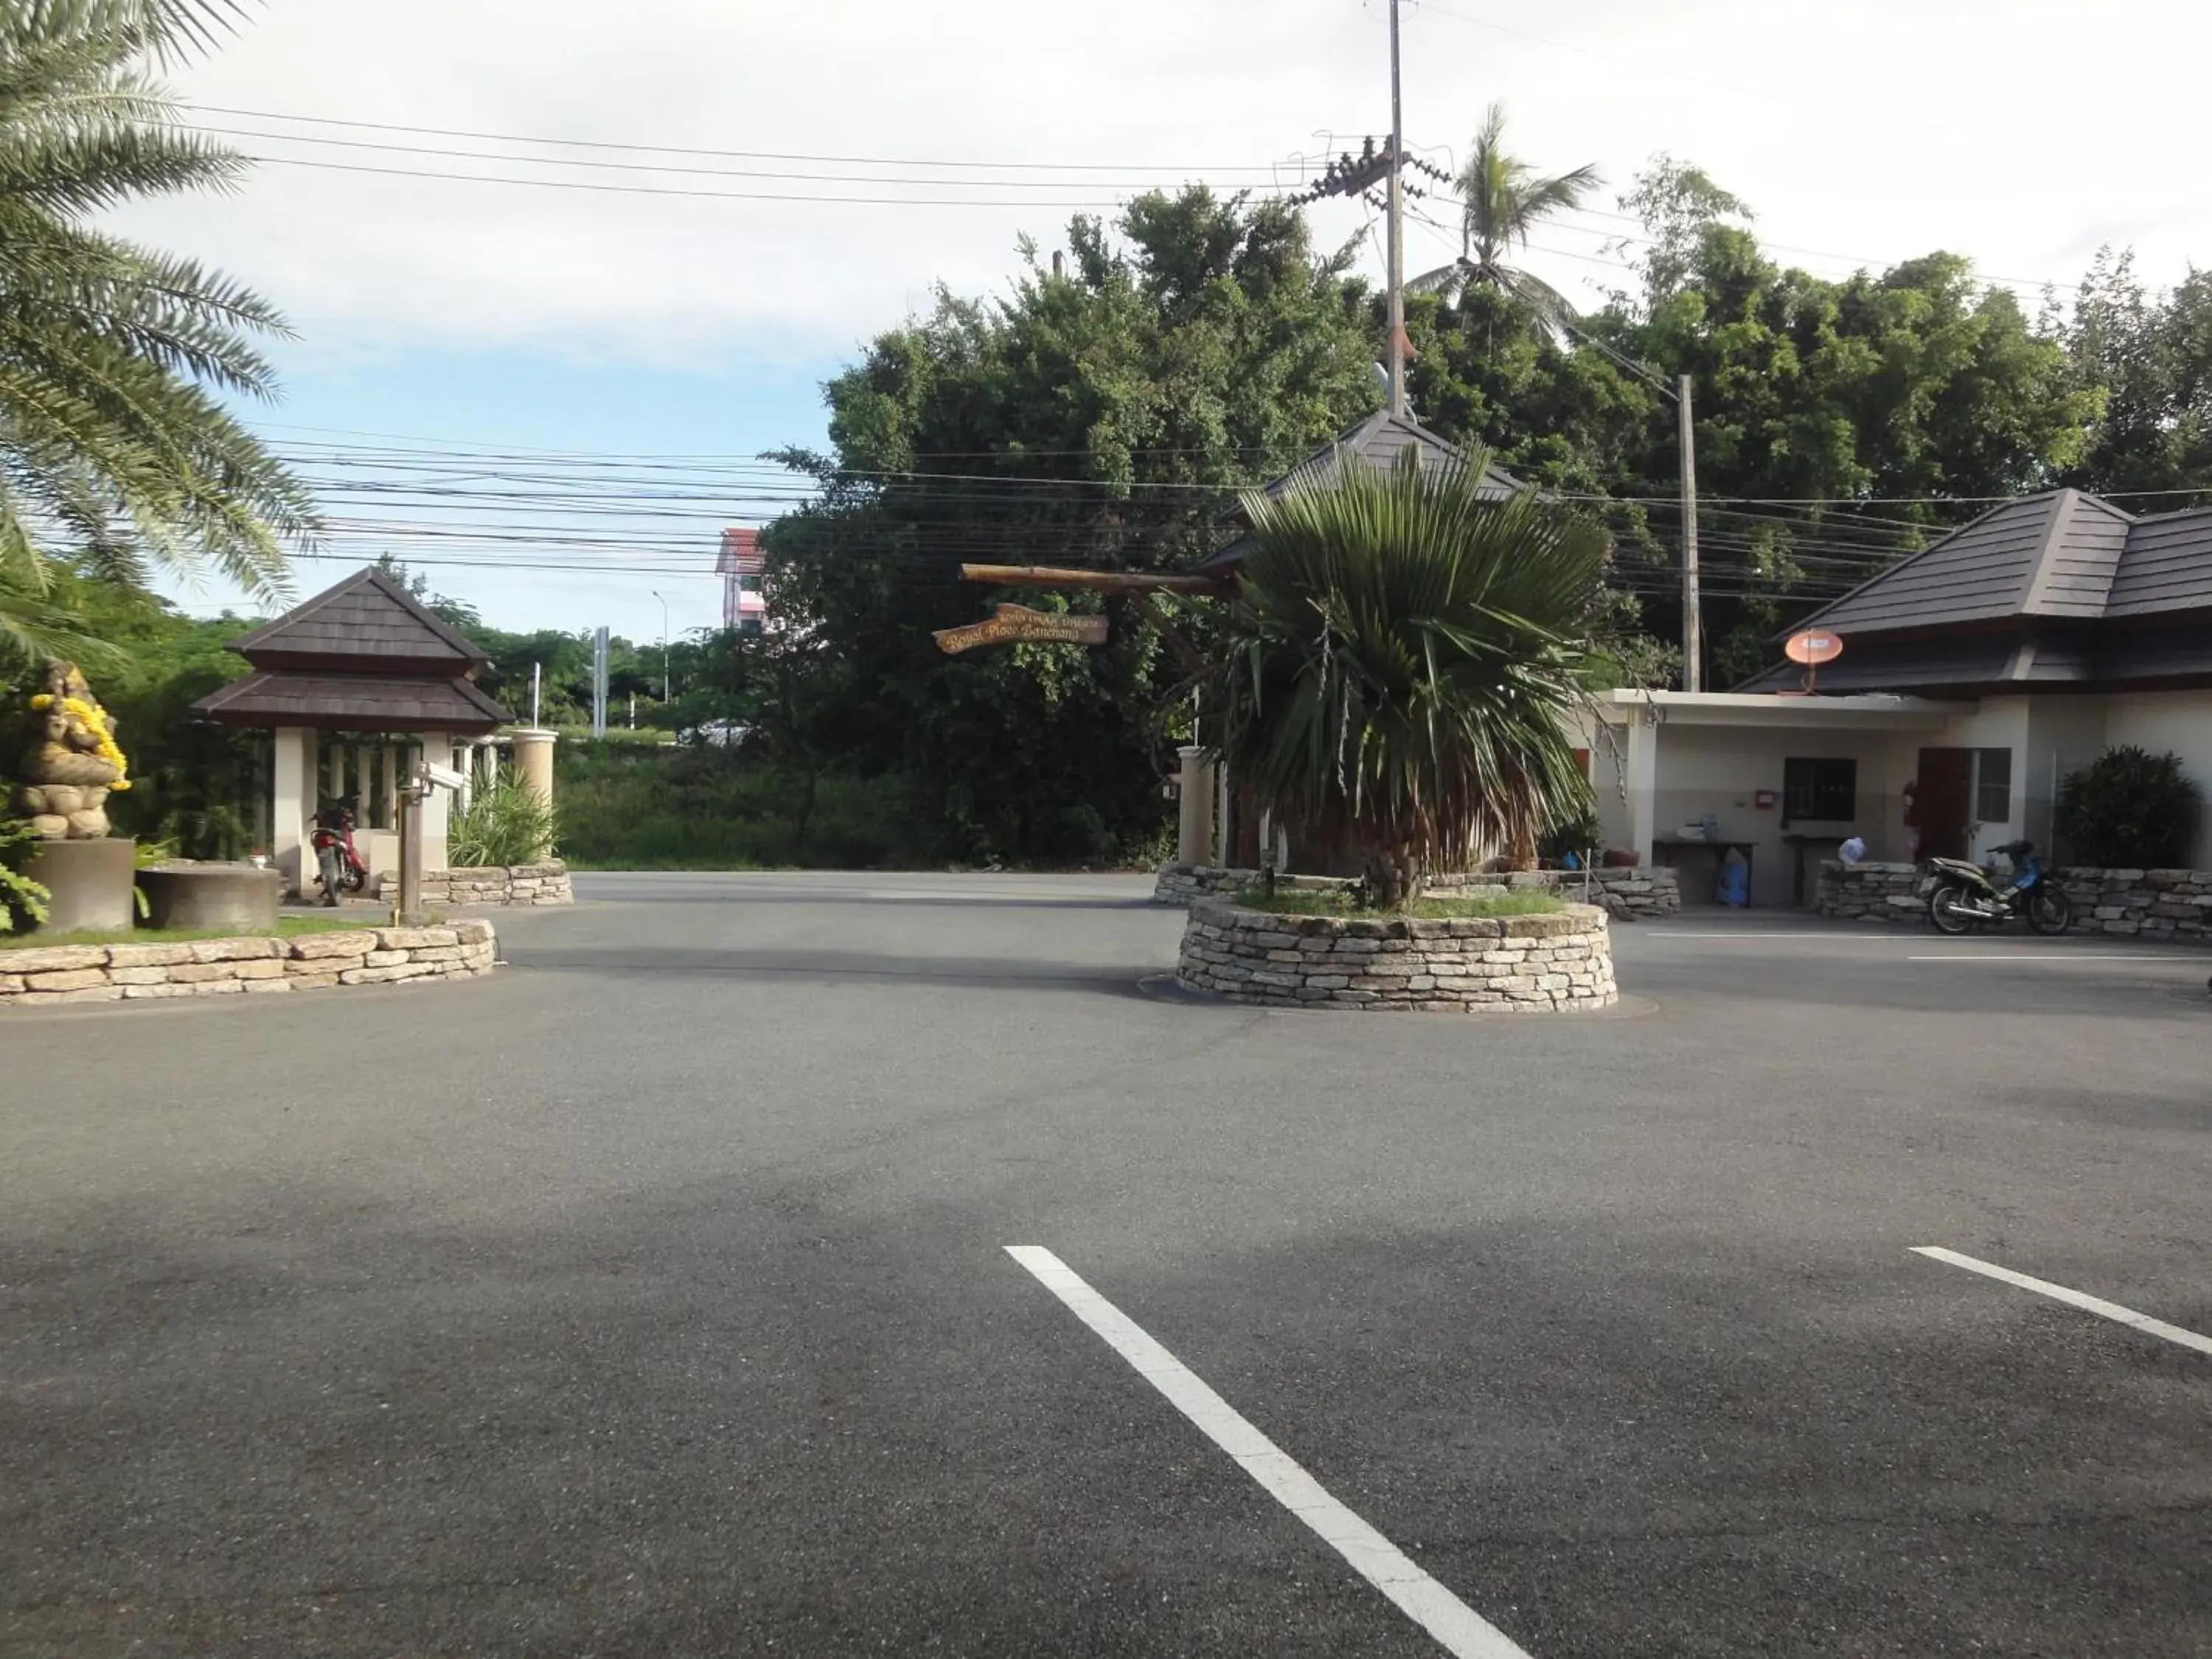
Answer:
[1410, 102, 1600, 323]
[759, 189, 1384, 864]
[0, 0, 314, 668]
[2063, 248, 2212, 500]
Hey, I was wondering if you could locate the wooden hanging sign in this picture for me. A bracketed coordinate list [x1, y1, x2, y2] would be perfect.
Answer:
[934, 602, 1108, 655]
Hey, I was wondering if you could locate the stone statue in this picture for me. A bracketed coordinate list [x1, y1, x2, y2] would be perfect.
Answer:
[10, 661, 131, 840]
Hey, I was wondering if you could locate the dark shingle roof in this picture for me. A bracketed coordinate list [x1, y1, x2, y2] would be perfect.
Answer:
[195, 672, 509, 734]
[2105, 507, 2212, 617]
[231, 567, 490, 670]
[1193, 411, 1524, 576]
[1740, 487, 2212, 694]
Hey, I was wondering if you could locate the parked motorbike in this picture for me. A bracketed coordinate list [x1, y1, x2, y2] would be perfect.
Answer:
[310, 800, 369, 906]
[1921, 839, 2073, 936]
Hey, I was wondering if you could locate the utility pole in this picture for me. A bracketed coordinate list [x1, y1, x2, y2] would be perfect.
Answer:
[1677, 373, 1703, 692]
[1287, 18, 1446, 417]
[652, 590, 671, 702]
[1385, 0, 1406, 416]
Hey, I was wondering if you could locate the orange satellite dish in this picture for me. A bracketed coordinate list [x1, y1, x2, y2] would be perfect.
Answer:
[1784, 630, 1844, 665]
[1781, 629, 1843, 694]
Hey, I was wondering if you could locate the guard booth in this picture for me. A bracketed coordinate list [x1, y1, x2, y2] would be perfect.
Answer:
[195, 568, 515, 899]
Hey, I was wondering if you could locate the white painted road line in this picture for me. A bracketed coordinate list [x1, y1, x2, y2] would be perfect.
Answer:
[1005, 1245, 1534, 1659]
[1912, 1247, 2212, 1357]
[1906, 953, 2185, 964]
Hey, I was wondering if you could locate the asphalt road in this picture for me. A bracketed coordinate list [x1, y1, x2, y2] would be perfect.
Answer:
[3, 874, 2208, 1658]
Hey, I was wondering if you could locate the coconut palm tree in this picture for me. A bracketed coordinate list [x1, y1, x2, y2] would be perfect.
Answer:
[1204, 448, 1605, 906]
[0, 0, 313, 666]
[1410, 102, 1600, 324]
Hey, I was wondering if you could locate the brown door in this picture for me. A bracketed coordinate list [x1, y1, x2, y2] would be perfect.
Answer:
[1915, 747, 1973, 860]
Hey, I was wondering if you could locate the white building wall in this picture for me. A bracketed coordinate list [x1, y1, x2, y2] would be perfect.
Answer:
[2101, 689, 2212, 865]
[1649, 724, 1910, 906]
[2022, 696, 2111, 856]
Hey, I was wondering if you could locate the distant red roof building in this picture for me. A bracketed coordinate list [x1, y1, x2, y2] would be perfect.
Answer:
[718, 527, 766, 632]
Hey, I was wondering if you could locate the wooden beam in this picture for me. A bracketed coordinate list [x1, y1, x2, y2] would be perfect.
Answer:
[1127, 591, 1209, 680]
[959, 563, 1228, 596]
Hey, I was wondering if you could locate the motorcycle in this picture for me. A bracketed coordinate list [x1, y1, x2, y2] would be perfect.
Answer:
[1921, 838, 2073, 936]
[310, 799, 369, 906]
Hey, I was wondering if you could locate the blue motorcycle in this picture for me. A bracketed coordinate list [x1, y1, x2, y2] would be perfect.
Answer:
[1922, 838, 2073, 936]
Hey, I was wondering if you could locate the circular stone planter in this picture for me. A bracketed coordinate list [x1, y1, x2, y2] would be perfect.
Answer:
[1178, 897, 1616, 1012]
[136, 863, 282, 932]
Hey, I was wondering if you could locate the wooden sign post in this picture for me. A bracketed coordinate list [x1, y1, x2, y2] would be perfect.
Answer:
[934, 602, 1109, 655]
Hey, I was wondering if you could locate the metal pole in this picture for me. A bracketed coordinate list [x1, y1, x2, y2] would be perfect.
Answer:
[653, 590, 670, 702]
[1677, 373, 1702, 692]
[1385, 0, 1407, 418]
[531, 660, 541, 728]
[591, 626, 609, 738]
[397, 782, 423, 923]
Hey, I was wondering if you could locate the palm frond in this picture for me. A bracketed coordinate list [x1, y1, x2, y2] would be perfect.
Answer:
[0, 0, 310, 651]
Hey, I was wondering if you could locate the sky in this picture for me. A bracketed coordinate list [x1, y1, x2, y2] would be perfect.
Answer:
[116, 0, 2212, 643]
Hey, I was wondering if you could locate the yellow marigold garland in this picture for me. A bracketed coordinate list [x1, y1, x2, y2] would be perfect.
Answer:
[30, 692, 131, 791]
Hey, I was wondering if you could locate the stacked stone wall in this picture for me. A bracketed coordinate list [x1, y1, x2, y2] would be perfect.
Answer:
[1815, 860, 2212, 941]
[1176, 899, 1616, 1011]
[0, 919, 497, 1007]
[377, 860, 573, 908]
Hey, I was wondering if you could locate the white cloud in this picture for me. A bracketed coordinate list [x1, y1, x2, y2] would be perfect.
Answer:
[108, 0, 2212, 366]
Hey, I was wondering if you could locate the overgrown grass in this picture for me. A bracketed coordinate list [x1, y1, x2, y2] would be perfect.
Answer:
[1230, 885, 1565, 919]
[555, 742, 922, 869]
[1, 915, 375, 951]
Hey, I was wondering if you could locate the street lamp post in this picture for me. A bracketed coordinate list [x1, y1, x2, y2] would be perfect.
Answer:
[650, 591, 670, 703]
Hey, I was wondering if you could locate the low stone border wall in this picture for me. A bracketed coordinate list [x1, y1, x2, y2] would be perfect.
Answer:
[1151, 863, 1256, 905]
[377, 860, 573, 908]
[1151, 862, 1677, 920]
[1816, 860, 2212, 941]
[1812, 861, 1924, 922]
[0, 919, 497, 1008]
[1177, 898, 1616, 1011]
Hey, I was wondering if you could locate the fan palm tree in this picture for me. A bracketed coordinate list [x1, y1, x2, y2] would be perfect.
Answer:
[0, 0, 313, 667]
[1410, 102, 1600, 324]
[1204, 448, 1605, 905]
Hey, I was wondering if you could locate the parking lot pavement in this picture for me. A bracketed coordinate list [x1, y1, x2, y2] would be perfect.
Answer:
[1, 873, 2207, 1657]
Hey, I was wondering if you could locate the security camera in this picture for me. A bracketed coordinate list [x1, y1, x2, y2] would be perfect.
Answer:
[419, 761, 467, 791]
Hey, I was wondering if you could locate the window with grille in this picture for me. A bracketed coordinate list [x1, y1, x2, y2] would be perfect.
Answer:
[1784, 757, 1857, 821]
[1973, 748, 2012, 824]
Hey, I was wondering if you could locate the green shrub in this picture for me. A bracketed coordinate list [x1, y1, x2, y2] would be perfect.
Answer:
[2055, 745, 2204, 868]
[449, 773, 558, 868]
[0, 818, 52, 933]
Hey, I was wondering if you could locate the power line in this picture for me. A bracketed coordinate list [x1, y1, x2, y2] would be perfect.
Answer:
[179, 122, 1298, 194]
[186, 103, 1299, 175]
[237, 155, 1167, 209]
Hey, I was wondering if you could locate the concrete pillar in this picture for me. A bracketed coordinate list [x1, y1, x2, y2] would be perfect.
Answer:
[511, 728, 557, 812]
[1625, 709, 1660, 867]
[454, 740, 475, 818]
[417, 732, 452, 872]
[1176, 744, 1216, 866]
[271, 726, 314, 898]
[380, 744, 400, 830]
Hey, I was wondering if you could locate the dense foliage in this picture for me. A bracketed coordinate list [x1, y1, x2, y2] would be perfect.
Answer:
[751, 190, 1388, 863]
[2056, 746, 2205, 869]
[1208, 451, 1604, 900]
